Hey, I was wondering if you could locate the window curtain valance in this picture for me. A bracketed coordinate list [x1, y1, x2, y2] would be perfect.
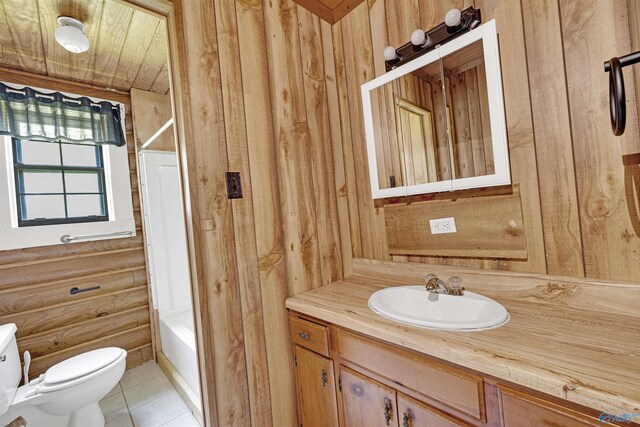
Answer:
[0, 82, 126, 147]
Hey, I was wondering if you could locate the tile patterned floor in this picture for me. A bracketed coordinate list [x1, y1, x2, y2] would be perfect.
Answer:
[100, 361, 200, 427]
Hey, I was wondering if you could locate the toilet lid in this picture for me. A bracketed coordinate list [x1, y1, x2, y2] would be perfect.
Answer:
[43, 347, 124, 386]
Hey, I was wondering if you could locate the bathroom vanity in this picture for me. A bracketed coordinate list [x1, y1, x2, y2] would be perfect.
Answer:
[286, 260, 640, 427]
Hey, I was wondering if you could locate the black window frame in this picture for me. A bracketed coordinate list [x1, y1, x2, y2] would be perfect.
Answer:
[12, 138, 109, 227]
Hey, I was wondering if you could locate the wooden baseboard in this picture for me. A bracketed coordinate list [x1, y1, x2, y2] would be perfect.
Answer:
[157, 351, 203, 425]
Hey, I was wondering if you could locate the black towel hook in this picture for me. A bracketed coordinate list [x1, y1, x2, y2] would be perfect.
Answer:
[604, 51, 640, 136]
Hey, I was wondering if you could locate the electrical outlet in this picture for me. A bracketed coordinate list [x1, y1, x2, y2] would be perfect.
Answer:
[429, 217, 457, 234]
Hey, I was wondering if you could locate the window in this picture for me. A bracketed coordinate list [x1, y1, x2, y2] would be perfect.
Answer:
[13, 139, 109, 226]
[0, 135, 135, 251]
[0, 83, 135, 251]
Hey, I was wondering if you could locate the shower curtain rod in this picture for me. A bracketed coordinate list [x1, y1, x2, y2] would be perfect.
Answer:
[140, 117, 174, 151]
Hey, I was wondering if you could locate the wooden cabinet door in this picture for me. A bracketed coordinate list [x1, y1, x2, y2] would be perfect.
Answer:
[397, 393, 469, 427]
[294, 346, 339, 427]
[340, 366, 399, 427]
[499, 386, 608, 427]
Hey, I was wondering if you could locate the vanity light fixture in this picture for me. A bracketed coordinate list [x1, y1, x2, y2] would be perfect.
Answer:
[54, 16, 90, 54]
[410, 29, 431, 48]
[444, 8, 462, 27]
[384, 6, 482, 71]
[383, 46, 400, 61]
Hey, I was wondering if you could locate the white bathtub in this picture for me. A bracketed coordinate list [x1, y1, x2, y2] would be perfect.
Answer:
[159, 307, 200, 402]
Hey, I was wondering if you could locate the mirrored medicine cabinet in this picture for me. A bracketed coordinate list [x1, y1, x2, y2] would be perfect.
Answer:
[362, 20, 510, 199]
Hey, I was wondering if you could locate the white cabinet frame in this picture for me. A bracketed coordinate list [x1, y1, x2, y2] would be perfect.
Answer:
[361, 20, 511, 199]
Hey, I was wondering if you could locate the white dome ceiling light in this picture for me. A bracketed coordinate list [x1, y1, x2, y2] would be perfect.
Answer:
[54, 16, 90, 54]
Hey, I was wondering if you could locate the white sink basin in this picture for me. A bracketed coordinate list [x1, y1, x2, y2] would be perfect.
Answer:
[368, 285, 509, 331]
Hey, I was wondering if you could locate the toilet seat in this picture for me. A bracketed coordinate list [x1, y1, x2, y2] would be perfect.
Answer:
[44, 348, 124, 386]
[31, 348, 126, 394]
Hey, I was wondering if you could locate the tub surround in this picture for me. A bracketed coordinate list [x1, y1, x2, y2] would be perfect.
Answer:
[286, 259, 640, 416]
[158, 309, 199, 400]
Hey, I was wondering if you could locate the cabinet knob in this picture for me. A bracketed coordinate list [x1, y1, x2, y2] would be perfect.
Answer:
[298, 332, 310, 340]
[384, 397, 393, 426]
[321, 368, 327, 387]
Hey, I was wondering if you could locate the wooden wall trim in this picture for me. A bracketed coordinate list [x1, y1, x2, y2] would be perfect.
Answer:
[293, 0, 334, 23]
[292, 0, 366, 23]
[114, 0, 172, 18]
[0, 67, 131, 105]
[332, 0, 367, 22]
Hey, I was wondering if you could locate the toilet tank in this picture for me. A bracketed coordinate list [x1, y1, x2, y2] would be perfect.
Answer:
[0, 324, 20, 413]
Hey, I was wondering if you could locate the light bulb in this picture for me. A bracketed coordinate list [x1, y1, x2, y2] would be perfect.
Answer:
[410, 29, 431, 47]
[383, 46, 398, 61]
[444, 8, 462, 27]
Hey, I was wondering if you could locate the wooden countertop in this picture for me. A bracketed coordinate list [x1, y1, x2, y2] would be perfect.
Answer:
[286, 259, 640, 414]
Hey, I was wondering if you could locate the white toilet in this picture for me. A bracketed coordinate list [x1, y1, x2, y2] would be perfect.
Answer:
[0, 323, 127, 427]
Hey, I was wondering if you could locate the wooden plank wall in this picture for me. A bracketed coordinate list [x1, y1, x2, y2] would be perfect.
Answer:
[132, 0, 640, 425]
[328, 0, 640, 283]
[130, 89, 175, 151]
[0, 70, 153, 377]
[170, 0, 351, 425]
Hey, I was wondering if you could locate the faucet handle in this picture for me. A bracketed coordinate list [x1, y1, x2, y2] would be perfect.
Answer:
[424, 274, 440, 291]
[448, 276, 465, 295]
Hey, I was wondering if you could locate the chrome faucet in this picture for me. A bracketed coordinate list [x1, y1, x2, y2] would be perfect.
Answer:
[424, 274, 465, 296]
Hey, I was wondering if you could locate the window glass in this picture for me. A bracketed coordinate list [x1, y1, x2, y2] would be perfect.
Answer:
[20, 195, 66, 220]
[13, 139, 108, 226]
[66, 194, 106, 217]
[18, 171, 64, 194]
[64, 171, 102, 193]
[61, 143, 100, 167]
[16, 140, 61, 166]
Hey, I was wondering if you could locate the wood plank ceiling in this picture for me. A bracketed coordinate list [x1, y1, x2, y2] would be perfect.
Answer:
[292, 0, 366, 23]
[0, 0, 169, 94]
